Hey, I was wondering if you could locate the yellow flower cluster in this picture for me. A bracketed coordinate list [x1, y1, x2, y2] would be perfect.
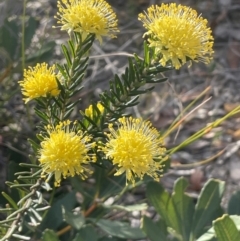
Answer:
[39, 120, 96, 186]
[100, 117, 167, 184]
[19, 63, 60, 103]
[38, 117, 167, 186]
[139, 3, 214, 69]
[55, 0, 119, 43]
[19, 2, 216, 187]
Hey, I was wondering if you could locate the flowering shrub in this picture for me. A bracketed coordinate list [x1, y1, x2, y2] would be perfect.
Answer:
[1, 1, 240, 241]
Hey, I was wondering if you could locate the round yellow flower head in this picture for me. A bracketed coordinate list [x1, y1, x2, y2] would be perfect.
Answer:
[55, 0, 119, 43]
[39, 120, 96, 186]
[19, 63, 60, 103]
[100, 117, 167, 184]
[85, 102, 104, 119]
[138, 3, 214, 69]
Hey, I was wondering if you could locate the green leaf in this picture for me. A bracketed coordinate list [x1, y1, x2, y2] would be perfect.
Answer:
[63, 208, 85, 230]
[213, 214, 240, 241]
[228, 191, 240, 215]
[141, 216, 168, 241]
[24, 16, 39, 51]
[198, 215, 240, 241]
[230, 215, 240, 230]
[1, 192, 18, 209]
[94, 166, 125, 199]
[93, 219, 146, 239]
[73, 225, 98, 241]
[62, 44, 73, 66]
[192, 179, 225, 239]
[0, 19, 19, 59]
[172, 177, 195, 241]
[124, 95, 139, 106]
[42, 229, 60, 241]
[145, 77, 168, 83]
[146, 181, 180, 236]
[196, 226, 217, 241]
[25, 41, 56, 64]
[39, 191, 77, 231]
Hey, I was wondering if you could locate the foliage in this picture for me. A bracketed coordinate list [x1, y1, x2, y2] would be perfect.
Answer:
[1, 1, 240, 241]
[143, 178, 240, 241]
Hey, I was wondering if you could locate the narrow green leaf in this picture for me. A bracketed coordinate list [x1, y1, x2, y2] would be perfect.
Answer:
[69, 86, 84, 97]
[1, 192, 18, 209]
[56, 64, 68, 79]
[42, 229, 60, 241]
[172, 177, 195, 241]
[142, 216, 168, 241]
[66, 101, 79, 111]
[19, 163, 41, 168]
[69, 74, 85, 90]
[28, 138, 40, 153]
[114, 74, 125, 95]
[143, 41, 150, 66]
[125, 95, 139, 105]
[214, 214, 240, 241]
[34, 108, 49, 121]
[129, 87, 154, 95]
[72, 58, 88, 73]
[192, 179, 225, 238]
[110, 88, 123, 103]
[128, 58, 135, 84]
[12, 234, 31, 240]
[63, 108, 74, 119]
[121, 69, 131, 88]
[145, 77, 168, 83]
[134, 64, 141, 82]
[68, 39, 75, 58]
[103, 93, 117, 105]
[77, 42, 91, 56]
[62, 44, 72, 66]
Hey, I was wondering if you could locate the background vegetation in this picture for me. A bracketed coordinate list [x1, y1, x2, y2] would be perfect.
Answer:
[1, 0, 240, 240]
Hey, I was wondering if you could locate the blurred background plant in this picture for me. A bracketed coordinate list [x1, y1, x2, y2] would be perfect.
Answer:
[0, 0, 57, 213]
[1, 0, 240, 241]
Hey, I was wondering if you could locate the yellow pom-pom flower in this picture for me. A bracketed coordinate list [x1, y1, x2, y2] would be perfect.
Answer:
[19, 63, 60, 103]
[55, 0, 119, 43]
[100, 117, 167, 184]
[39, 120, 96, 186]
[138, 3, 214, 69]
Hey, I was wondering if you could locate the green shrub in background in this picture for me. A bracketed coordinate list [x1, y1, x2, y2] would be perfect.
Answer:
[1, 1, 240, 241]
[0, 0, 57, 225]
[144, 177, 240, 241]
